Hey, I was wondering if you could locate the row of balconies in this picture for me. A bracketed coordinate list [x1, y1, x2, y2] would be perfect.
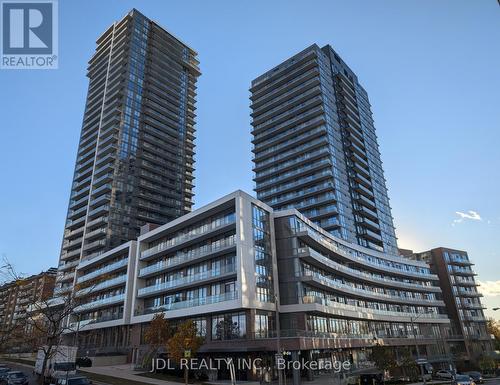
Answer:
[140, 216, 236, 260]
[251, 67, 320, 110]
[297, 228, 438, 280]
[301, 269, 444, 307]
[257, 158, 332, 190]
[298, 247, 441, 293]
[300, 295, 448, 322]
[74, 293, 125, 313]
[137, 264, 236, 298]
[257, 169, 334, 200]
[77, 258, 128, 284]
[136, 290, 238, 316]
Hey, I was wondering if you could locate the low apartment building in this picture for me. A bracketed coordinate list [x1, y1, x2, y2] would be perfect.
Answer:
[69, 242, 137, 350]
[66, 191, 451, 380]
[410, 248, 492, 369]
[0, 268, 57, 335]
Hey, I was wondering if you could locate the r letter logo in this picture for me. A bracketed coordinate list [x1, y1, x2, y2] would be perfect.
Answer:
[1, 0, 58, 69]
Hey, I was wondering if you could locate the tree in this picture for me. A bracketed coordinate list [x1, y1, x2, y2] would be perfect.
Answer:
[371, 345, 398, 378]
[143, 313, 170, 368]
[478, 355, 496, 373]
[398, 348, 418, 380]
[167, 320, 204, 385]
[486, 318, 500, 350]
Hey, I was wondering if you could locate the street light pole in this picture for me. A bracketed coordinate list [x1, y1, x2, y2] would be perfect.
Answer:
[410, 313, 427, 385]
[274, 294, 283, 385]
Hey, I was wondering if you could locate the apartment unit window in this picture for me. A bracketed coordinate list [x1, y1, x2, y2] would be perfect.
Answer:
[255, 310, 275, 338]
[211, 312, 246, 340]
[252, 205, 274, 303]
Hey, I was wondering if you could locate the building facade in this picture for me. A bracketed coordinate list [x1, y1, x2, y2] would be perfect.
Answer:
[66, 191, 451, 381]
[56, 9, 200, 296]
[251, 44, 397, 255]
[0, 268, 57, 339]
[410, 248, 492, 368]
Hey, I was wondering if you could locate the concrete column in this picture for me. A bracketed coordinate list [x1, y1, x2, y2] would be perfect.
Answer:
[292, 351, 301, 385]
[306, 350, 314, 381]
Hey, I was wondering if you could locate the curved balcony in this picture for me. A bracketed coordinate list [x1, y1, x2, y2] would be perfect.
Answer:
[297, 228, 438, 281]
[301, 269, 444, 307]
[281, 295, 450, 323]
[298, 247, 441, 293]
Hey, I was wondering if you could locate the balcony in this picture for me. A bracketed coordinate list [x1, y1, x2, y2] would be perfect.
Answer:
[137, 264, 236, 298]
[296, 229, 438, 280]
[58, 259, 80, 272]
[77, 258, 128, 284]
[140, 217, 236, 260]
[74, 293, 125, 313]
[61, 248, 81, 260]
[69, 313, 123, 330]
[87, 204, 109, 218]
[53, 286, 72, 296]
[140, 238, 236, 274]
[85, 227, 107, 241]
[302, 269, 444, 307]
[83, 238, 106, 252]
[86, 216, 108, 229]
[299, 295, 449, 322]
[458, 287, 483, 297]
[452, 266, 476, 276]
[56, 271, 75, 283]
[463, 315, 486, 322]
[136, 290, 238, 316]
[75, 275, 127, 297]
[298, 247, 441, 292]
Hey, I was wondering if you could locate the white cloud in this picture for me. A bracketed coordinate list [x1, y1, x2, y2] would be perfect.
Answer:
[452, 210, 482, 226]
[478, 280, 500, 297]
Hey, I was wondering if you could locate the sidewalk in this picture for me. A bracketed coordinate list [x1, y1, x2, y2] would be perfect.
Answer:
[79, 365, 180, 385]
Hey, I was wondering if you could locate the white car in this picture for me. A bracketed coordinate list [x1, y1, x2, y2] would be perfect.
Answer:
[435, 370, 454, 380]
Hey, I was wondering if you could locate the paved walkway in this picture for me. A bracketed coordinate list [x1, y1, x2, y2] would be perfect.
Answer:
[79, 364, 181, 385]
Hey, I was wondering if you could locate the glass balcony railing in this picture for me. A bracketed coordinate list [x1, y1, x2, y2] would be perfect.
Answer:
[136, 290, 238, 316]
[69, 313, 123, 330]
[138, 264, 236, 297]
[297, 228, 436, 279]
[74, 293, 125, 313]
[77, 259, 128, 284]
[139, 238, 236, 274]
[301, 269, 441, 305]
[301, 295, 448, 321]
[298, 248, 440, 293]
[75, 275, 127, 297]
[140, 215, 235, 260]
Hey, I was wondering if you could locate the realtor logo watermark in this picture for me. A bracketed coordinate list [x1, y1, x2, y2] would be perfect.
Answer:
[1, 0, 58, 69]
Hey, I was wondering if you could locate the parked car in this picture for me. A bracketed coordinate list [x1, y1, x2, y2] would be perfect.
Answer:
[75, 357, 92, 368]
[463, 372, 483, 384]
[0, 368, 11, 379]
[5, 371, 29, 385]
[435, 370, 454, 380]
[452, 375, 475, 385]
[50, 375, 91, 385]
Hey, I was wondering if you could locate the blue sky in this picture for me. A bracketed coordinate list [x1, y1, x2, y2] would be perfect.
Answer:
[0, 0, 499, 318]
